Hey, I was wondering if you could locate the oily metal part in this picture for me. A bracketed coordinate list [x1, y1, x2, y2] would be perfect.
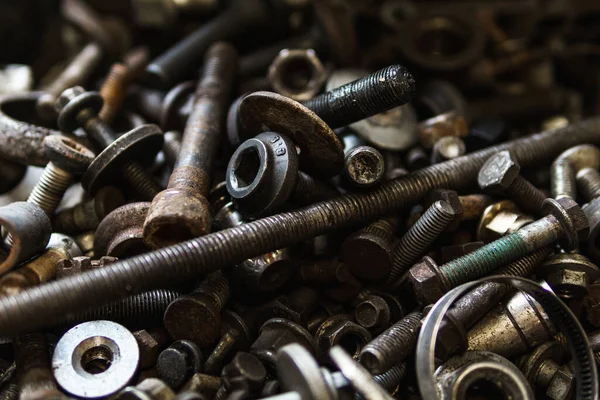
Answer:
[416, 276, 598, 400]
[0, 92, 63, 166]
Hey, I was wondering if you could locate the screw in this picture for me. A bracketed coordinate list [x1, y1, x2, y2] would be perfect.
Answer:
[14, 333, 66, 399]
[163, 131, 182, 166]
[0, 381, 18, 400]
[431, 136, 466, 164]
[99, 47, 149, 124]
[386, 200, 456, 286]
[1, 118, 599, 334]
[250, 318, 316, 368]
[354, 295, 391, 332]
[340, 216, 397, 281]
[220, 352, 267, 397]
[478, 150, 548, 216]
[578, 168, 600, 201]
[373, 362, 407, 393]
[358, 310, 422, 374]
[55, 86, 163, 200]
[340, 132, 385, 188]
[204, 310, 254, 375]
[143, 42, 237, 248]
[518, 341, 574, 400]
[181, 373, 222, 398]
[52, 186, 125, 234]
[36, 43, 104, 121]
[27, 135, 95, 217]
[302, 65, 416, 129]
[409, 197, 588, 305]
[164, 271, 230, 347]
[144, 0, 274, 89]
[550, 145, 600, 200]
[157, 340, 203, 390]
[0, 234, 81, 297]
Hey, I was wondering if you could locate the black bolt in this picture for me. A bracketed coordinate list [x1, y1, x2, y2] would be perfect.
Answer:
[157, 340, 204, 390]
[0, 119, 599, 335]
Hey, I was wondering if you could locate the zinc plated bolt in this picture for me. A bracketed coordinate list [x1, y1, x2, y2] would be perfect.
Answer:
[386, 200, 457, 286]
[478, 150, 548, 216]
[164, 271, 231, 347]
[55, 86, 163, 200]
[409, 197, 588, 305]
[358, 310, 422, 374]
[144, 42, 237, 248]
[2, 118, 600, 335]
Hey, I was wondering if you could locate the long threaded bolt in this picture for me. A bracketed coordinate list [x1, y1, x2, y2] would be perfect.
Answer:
[373, 362, 407, 393]
[302, 65, 416, 129]
[55, 86, 162, 200]
[358, 311, 422, 374]
[0, 118, 599, 334]
[14, 333, 65, 399]
[387, 201, 456, 285]
[478, 150, 547, 216]
[144, 42, 237, 248]
[340, 216, 397, 281]
[164, 271, 231, 347]
[409, 197, 587, 305]
[36, 43, 103, 120]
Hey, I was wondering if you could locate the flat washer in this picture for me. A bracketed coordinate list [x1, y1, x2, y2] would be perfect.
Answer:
[82, 124, 163, 195]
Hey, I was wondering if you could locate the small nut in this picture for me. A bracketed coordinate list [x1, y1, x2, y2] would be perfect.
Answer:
[314, 315, 372, 360]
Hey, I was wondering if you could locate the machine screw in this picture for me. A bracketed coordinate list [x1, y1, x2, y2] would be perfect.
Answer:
[156, 340, 203, 390]
[409, 197, 588, 305]
[340, 132, 385, 188]
[478, 150, 548, 216]
[373, 362, 407, 393]
[1, 118, 599, 334]
[164, 271, 230, 347]
[55, 86, 163, 200]
[204, 310, 254, 375]
[143, 42, 237, 248]
[387, 200, 456, 286]
[302, 64, 416, 129]
[358, 311, 423, 374]
[250, 318, 316, 368]
[340, 217, 397, 281]
[354, 295, 391, 333]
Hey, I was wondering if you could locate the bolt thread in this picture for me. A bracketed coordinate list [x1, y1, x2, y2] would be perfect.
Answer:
[361, 217, 397, 242]
[195, 271, 230, 311]
[509, 176, 548, 215]
[121, 160, 161, 200]
[497, 246, 553, 277]
[291, 172, 339, 206]
[439, 234, 530, 289]
[27, 163, 72, 216]
[204, 330, 239, 374]
[373, 362, 407, 392]
[99, 63, 129, 124]
[577, 168, 600, 201]
[303, 65, 416, 129]
[0, 382, 18, 400]
[359, 311, 422, 374]
[163, 131, 182, 166]
[551, 159, 576, 199]
[1, 118, 599, 334]
[14, 333, 57, 396]
[388, 201, 455, 283]
[298, 260, 341, 284]
[59, 289, 181, 329]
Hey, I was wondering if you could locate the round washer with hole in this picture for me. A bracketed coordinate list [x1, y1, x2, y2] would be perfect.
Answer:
[52, 320, 140, 398]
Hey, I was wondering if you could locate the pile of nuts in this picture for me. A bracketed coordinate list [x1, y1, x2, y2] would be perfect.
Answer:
[1, 0, 600, 399]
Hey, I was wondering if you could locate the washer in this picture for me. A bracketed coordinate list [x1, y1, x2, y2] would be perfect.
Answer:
[52, 320, 140, 398]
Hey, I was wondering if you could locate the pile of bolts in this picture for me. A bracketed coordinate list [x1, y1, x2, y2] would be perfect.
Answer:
[2, 0, 600, 399]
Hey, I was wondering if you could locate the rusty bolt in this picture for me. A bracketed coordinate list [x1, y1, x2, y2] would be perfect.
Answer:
[157, 340, 204, 390]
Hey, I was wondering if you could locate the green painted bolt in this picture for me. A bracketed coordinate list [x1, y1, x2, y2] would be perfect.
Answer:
[408, 197, 588, 305]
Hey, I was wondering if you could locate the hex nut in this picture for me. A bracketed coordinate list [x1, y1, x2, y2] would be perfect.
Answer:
[314, 314, 372, 360]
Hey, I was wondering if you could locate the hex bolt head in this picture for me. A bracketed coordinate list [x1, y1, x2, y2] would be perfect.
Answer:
[157, 340, 204, 390]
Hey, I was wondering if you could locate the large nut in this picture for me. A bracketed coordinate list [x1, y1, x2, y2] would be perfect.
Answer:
[314, 315, 372, 360]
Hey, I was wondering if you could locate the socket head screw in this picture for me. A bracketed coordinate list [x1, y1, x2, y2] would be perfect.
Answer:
[237, 91, 344, 178]
[343, 145, 385, 188]
[156, 340, 203, 390]
[542, 197, 589, 251]
[478, 150, 520, 193]
[43, 135, 95, 174]
[226, 132, 299, 217]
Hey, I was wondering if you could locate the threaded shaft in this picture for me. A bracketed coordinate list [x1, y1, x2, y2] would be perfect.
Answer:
[509, 176, 547, 215]
[373, 362, 407, 392]
[59, 289, 181, 329]
[497, 246, 552, 277]
[551, 159, 576, 199]
[577, 168, 600, 201]
[0, 382, 18, 400]
[196, 271, 230, 311]
[163, 131, 182, 166]
[99, 64, 128, 124]
[298, 260, 341, 284]
[359, 311, 422, 374]
[122, 160, 161, 200]
[388, 201, 455, 283]
[204, 330, 239, 374]
[303, 65, 416, 129]
[291, 171, 339, 206]
[1, 118, 600, 334]
[14, 333, 58, 397]
[439, 234, 530, 288]
[27, 163, 72, 216]
[361, 217, 397, 241]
